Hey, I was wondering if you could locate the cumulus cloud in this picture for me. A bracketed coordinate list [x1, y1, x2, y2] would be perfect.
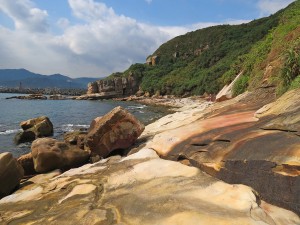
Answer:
[0, 0, 253, 78]
[257, 0, 295, 16]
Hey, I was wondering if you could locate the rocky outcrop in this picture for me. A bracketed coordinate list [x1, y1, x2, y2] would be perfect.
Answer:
[15, 116, 53, 144]
[146, 55, 159, 66]
[86, 75, 139, 98]
[0, 152, 24, 198]
[216, 72, 242, 102]
[6, 94, 47, 100]
[31, 138, 90, 173]
[0, 149, 298, 224]
[85, 107, 145, 157]
[145, 87, 300, 214]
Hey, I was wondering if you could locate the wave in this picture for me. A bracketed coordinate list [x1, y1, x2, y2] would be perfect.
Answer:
[0, 129, 22, 135]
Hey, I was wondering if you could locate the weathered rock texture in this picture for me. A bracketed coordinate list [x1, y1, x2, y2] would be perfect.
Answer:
[145, 87, 300, 214]
[0, 152, 24, 198]
[0, 149, 298, 224]
[86, 74, 139, 98]
[31, 138, 90, 173]
[85, 107, 145, 157]
[15, 116, 53, 144]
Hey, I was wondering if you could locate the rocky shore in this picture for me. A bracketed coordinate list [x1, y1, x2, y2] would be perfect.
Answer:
[0, 87, 299, 224]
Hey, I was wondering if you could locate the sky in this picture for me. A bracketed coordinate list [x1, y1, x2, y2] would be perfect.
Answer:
[0, 0, 295, 78]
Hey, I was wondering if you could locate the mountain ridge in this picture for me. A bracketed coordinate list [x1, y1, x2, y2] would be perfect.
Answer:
[0, 69, 98, 89]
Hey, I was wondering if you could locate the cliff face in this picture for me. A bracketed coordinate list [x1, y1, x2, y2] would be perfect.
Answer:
[87, 74, 139, 97]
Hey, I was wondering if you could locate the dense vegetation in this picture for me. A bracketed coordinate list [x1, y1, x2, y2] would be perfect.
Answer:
[104, 1, 300, 96]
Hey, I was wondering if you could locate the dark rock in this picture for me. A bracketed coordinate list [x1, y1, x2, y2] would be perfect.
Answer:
[0, 152, 24, 198]
[17, 153, 36, 176]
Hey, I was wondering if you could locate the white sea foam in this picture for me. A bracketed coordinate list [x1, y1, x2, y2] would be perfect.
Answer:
[61, 124, 89, 132]
[127, 105, 147, 110]
[0, 129, 22, 135]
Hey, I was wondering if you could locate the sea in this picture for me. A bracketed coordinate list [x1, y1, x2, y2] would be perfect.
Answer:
[0, 93, 169, 157]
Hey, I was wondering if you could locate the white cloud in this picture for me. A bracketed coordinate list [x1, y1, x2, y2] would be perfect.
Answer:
[57, 18, 70, 29]
[0, 0, 253, 78]
[145, 0, 153, 4]
[0, 0, 48, 32]
[257, 0, 295, 16]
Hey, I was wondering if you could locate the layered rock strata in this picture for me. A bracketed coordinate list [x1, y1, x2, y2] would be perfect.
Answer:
[145, 87, 300, 214]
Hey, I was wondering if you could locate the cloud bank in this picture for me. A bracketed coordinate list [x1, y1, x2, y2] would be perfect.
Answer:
[0, 0, 291, 78]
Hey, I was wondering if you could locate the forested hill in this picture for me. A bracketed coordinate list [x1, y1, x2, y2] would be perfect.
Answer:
[101, 1, 300, 97]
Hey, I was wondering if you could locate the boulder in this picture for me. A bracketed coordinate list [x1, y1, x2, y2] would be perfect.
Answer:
[31, 138, 90, 173]
[17, 153, 36, 176]
[216, 72, 242, 102]
[0, 152, 24, 198]
[84, 106, 145, 157]
[15, 116, 53, 144]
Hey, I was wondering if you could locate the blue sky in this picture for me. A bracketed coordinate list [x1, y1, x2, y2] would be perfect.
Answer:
[0, 0, 295, 78]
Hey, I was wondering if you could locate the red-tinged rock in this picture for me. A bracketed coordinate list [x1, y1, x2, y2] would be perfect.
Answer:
[84, 106, 145, 157]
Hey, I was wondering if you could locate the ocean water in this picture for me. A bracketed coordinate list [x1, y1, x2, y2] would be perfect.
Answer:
[0, 93, 168, 157]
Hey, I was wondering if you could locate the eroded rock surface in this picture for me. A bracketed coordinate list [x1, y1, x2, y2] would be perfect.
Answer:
[145, 87, 300, 214]
[0, 149, 298, 225]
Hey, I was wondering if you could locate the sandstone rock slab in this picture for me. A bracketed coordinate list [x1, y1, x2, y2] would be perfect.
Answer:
[0, 149, 298, 225]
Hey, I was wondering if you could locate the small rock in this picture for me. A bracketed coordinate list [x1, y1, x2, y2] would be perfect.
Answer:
[0, 152, 24, 198]
[15, 116, 53, 144]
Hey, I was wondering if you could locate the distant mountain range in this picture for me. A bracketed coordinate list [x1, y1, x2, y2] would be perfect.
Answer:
[0, 69, 99, 89]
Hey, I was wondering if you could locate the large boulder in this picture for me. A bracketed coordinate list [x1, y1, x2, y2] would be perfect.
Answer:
[15, 116, 53, 144]
[0, 152, 24, 198]
[31, 138, 90, 173]
[84, 107, 145, 157]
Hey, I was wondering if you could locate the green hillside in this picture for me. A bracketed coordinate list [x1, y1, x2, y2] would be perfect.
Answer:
[104, 1, 300, 97]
